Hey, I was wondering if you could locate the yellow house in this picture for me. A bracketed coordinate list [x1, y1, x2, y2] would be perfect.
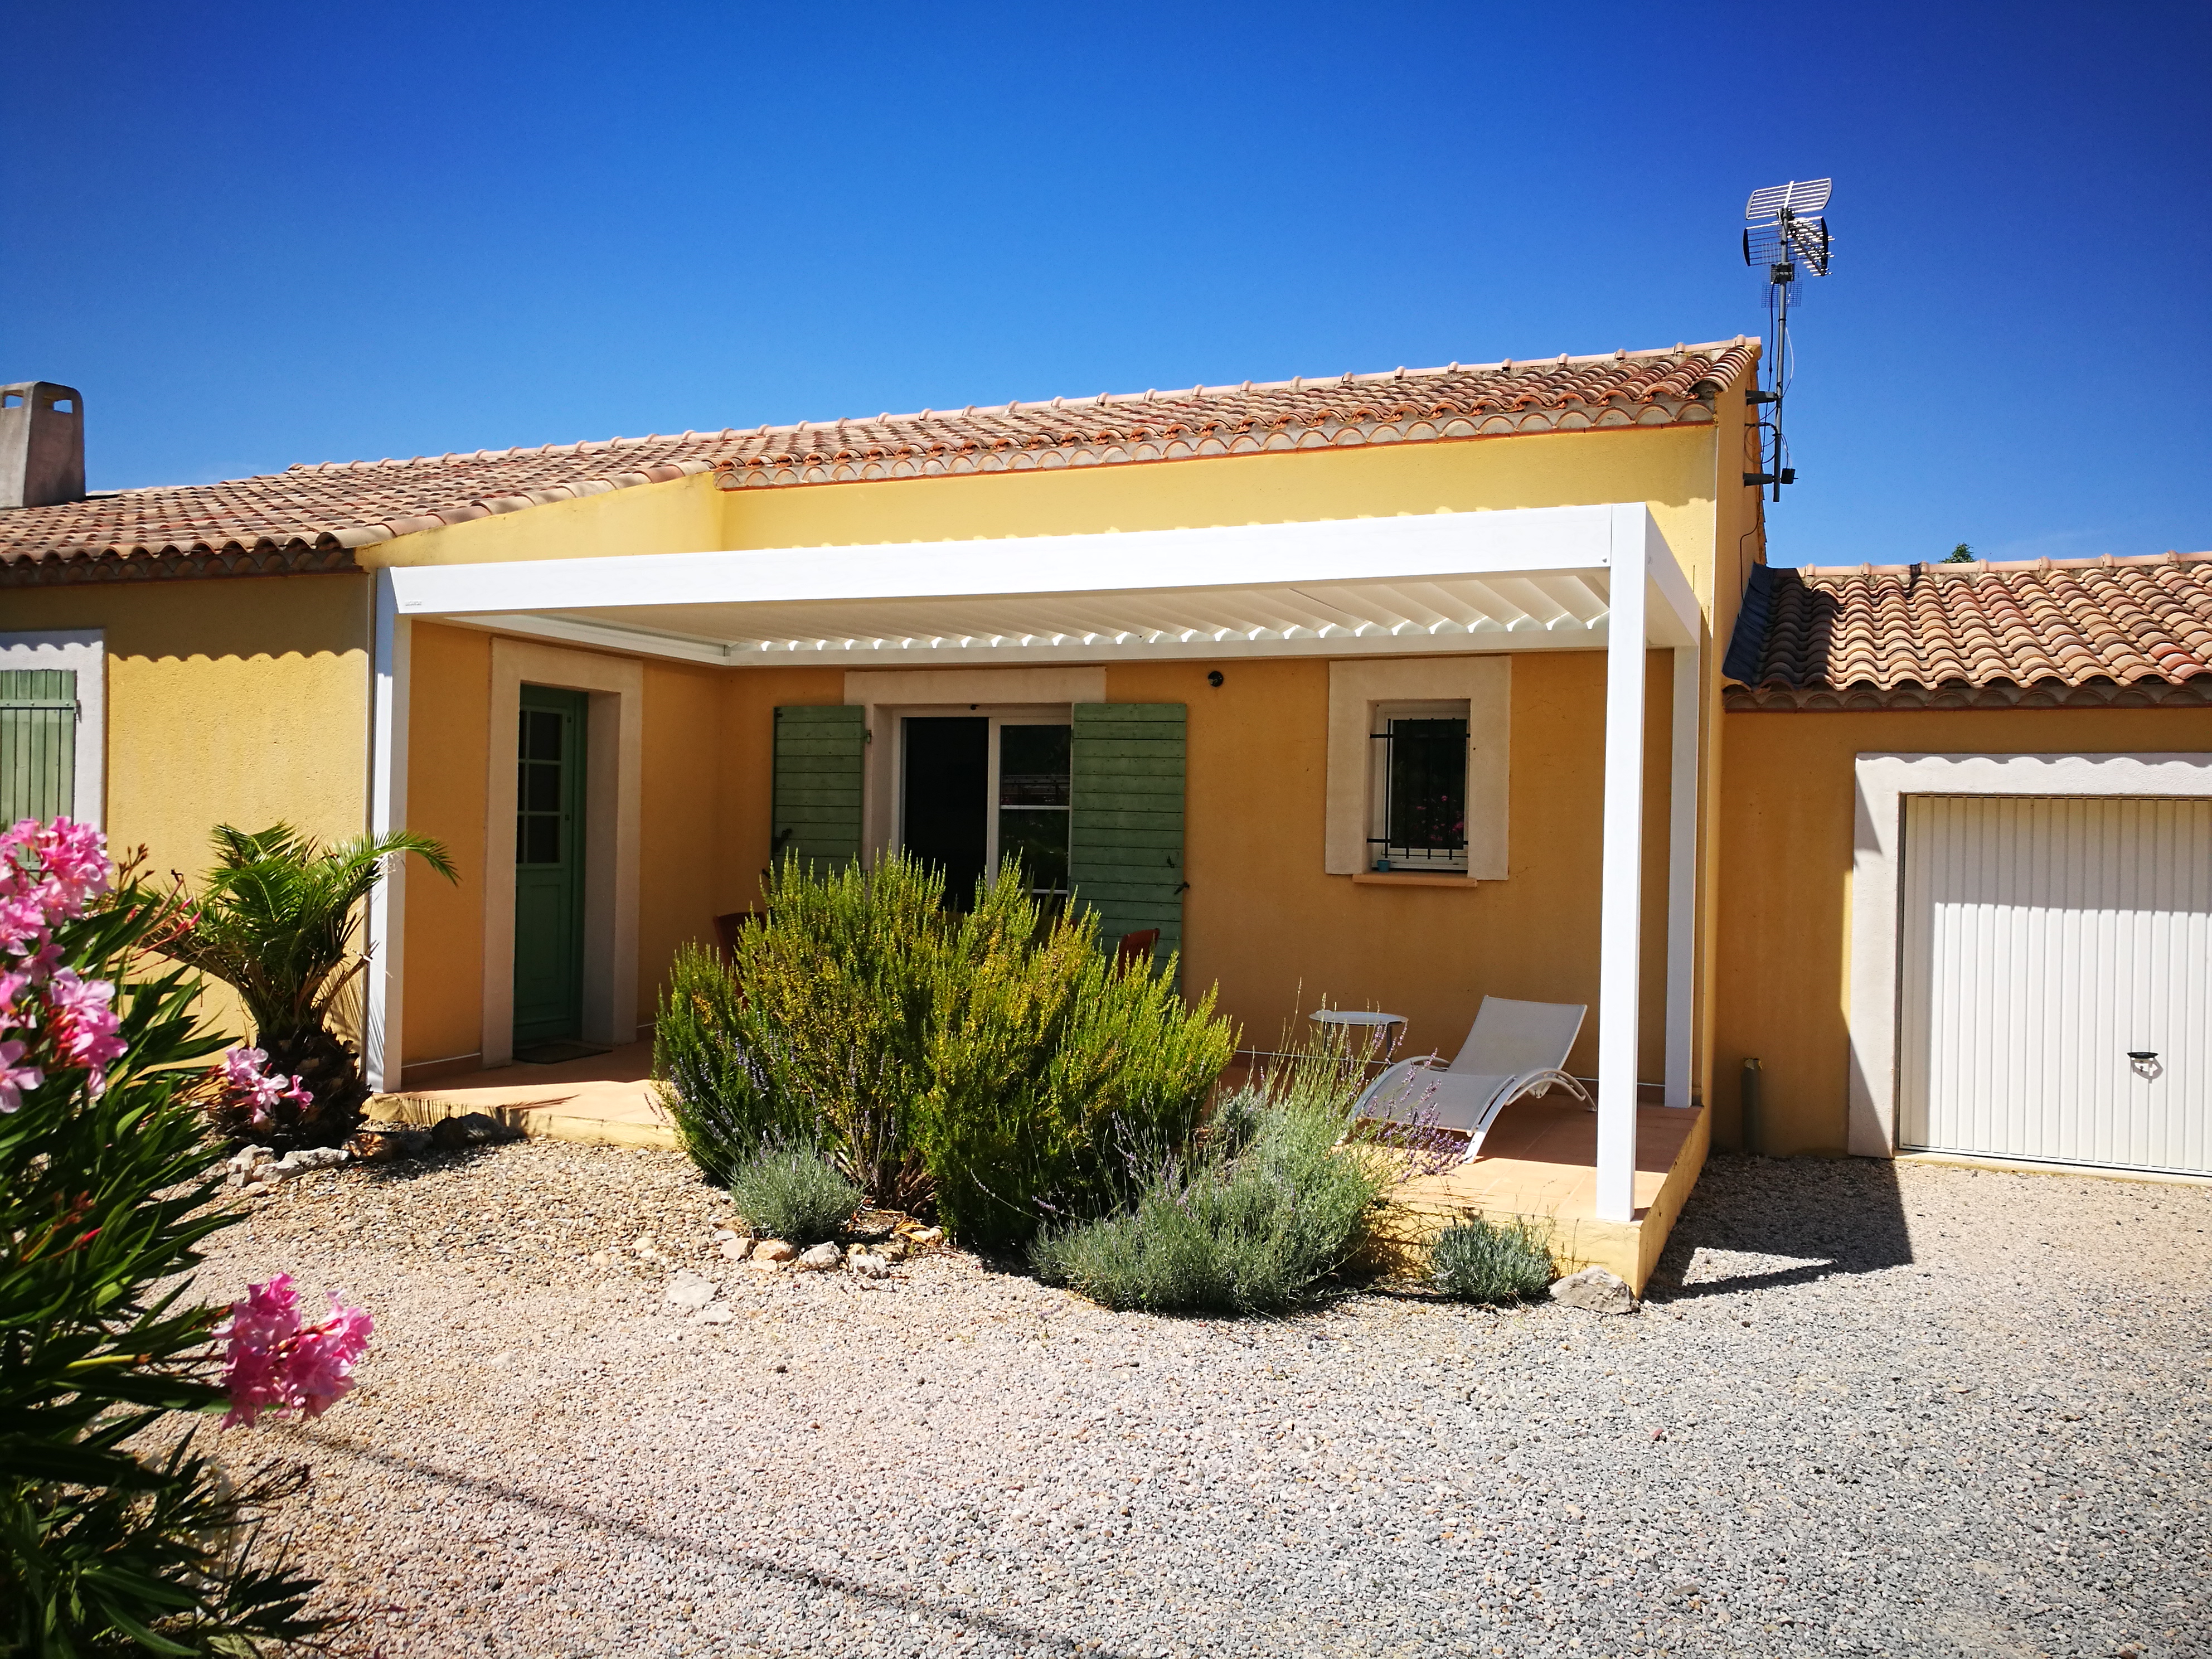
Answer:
[8, 347, 2205, 1291]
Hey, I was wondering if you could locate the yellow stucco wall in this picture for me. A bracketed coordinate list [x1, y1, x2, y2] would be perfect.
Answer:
[1713, 705, 2212, 1156]
[6, 573, 373, 1039]
[6, 574, 371, 877]
[720, 426, 1728, 599]
[363, 469, 724, 567]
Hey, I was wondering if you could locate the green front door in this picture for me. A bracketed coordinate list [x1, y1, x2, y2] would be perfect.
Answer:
[513, 686, 587, 1047]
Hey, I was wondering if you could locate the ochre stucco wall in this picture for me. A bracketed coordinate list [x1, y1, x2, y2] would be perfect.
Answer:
[1714, 706, 2212, 1157]
[398, 621, 843, 1075]
[399, 622, 492, 1069]
[1098, 652, 1680, 1077]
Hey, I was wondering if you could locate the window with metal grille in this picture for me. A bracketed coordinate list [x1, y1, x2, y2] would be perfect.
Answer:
[1367, 701, 1468, 872]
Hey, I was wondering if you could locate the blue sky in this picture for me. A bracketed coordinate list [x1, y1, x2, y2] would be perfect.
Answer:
[3, 3, 2206, 566]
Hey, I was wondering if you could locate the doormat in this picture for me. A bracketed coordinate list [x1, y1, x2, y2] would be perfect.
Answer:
[512, 1040, 613, 1066]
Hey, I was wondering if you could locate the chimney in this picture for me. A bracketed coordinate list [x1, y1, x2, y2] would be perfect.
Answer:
[0, 382, 86, 509]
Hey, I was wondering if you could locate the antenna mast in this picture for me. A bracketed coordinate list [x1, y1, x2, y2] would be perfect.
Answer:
[1742, 178, 1833, 502]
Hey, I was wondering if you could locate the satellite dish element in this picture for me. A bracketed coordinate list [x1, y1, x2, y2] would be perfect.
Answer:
[1740, 178, 1835, 499]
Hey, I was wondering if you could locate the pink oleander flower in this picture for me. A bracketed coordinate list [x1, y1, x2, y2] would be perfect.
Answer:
[46, 969, 125, 1089]
[0, 1038, 41, 1114]
[0, 968, 28, 1032]
[0, 817, 109, 920]
[217, 1273, 374, 1428]
[216, 1045, 313, 1128]
[0, 818, 112, 969]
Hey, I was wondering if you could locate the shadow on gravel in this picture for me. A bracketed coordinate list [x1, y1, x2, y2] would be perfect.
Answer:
[287, 1432, 1152, 1658]
[1643, 1152, 1913, 1304]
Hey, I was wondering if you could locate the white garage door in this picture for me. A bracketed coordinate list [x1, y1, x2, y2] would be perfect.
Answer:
[1898, 794, 2211, 1176]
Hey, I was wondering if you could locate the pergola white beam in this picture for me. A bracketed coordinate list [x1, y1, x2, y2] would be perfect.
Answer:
[1663, 642, 1700, 1110]
[1596, 506, 1650, 1223]
[363, 570, 409, 1095]
[387, 503, 1634, 617]
[442, 607, 1618, 667]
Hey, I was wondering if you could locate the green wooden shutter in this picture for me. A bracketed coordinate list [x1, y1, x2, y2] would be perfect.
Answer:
[0, 668, 77, 824]
[1069, 702, 1186, 961]
[772, 704, 865, 868]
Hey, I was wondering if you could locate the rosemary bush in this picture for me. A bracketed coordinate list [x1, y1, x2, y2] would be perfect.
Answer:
[652, 851, 1235, 1246]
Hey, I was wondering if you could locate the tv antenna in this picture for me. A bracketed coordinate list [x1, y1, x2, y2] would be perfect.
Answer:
[1741, 178, 1833, 501]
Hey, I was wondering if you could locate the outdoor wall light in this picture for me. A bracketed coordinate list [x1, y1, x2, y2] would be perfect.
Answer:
[1206, 671, 1225, 687]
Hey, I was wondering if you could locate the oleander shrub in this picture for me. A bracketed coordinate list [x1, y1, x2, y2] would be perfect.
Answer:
[726, 1143, 863, 1245]
[2, 819, 366, 1656]
[1428, 1214, 1556, 1303]
[1029, 1046, 1399, 1314]
[652, 851, 1236, 1245]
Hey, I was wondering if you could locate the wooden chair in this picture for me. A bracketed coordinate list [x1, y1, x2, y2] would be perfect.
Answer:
[1114, 928, 1161, 974]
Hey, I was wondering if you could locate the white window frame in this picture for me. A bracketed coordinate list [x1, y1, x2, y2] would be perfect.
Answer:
[1367, 698, 1472, 873]
[1325, 656, 1509, 879]
[885, 704, 1073, 891]
[984, 713, 1075, 898]
[0, 629, 105, 827]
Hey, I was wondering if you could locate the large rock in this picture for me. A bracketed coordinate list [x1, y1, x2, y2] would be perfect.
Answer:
[1549, 1266, 1637, 1316]
[846, 1251, 891, 1280]
[795, 1243, 842, 1272]
[751, 1239, 797, 1264]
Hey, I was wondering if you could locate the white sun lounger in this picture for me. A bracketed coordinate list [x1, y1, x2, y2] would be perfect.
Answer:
[1351, 996, 1593, 1162]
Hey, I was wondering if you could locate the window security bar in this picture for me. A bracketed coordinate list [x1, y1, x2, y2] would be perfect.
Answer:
[1369, 720, 1469, 871]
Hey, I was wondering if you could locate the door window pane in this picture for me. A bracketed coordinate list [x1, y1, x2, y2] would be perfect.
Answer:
[998, 724, 1071, 899]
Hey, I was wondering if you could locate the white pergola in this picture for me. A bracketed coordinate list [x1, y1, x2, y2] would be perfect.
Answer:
[364, 501, 1702, 1222]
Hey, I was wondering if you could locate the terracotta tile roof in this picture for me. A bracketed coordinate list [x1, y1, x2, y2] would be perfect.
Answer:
[0, 340, 1756, 585]
[712, 340, 1757, 491]
[1722, 552, 2212, 710]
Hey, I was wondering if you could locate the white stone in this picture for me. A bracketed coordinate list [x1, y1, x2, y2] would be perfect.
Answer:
[695, 1302, 735, 1324]
[847, 1252, 891, 1280]
[1549, 1266, 1637, 1316]
[796, 1243, 842, 1272]
[663, 1272, 718, 1311]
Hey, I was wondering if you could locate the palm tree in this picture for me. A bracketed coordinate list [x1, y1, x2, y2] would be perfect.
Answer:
[156, 824, 458, 1147]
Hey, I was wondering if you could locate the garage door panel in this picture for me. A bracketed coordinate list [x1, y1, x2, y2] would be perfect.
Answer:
[1899, 795, 2210, 1176]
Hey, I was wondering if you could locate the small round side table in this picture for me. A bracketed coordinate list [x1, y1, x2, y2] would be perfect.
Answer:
[1309, 1008, 1409, 1060]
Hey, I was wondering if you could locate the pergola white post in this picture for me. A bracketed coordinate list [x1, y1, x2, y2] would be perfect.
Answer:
[1663, 642, 1700, 1110]
[1596, 510, 1648, 1223]
[363, 569, 410, 1095]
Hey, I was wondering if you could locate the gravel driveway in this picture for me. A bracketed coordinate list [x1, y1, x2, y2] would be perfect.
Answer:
[198, 1143, 2210, 1659]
